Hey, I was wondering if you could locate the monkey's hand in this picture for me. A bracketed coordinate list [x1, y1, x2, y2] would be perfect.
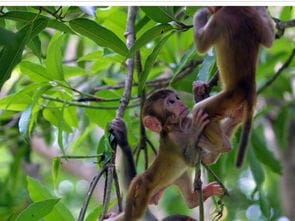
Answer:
[193, 80, 209, 102]
[192, 109, 210, 135]
[110, 117, 128, 147]
[203, 182, 224, 199]
[194, 8, 210, 28]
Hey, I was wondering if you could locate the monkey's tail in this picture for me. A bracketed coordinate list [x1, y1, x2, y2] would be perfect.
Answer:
[236, 98, 254, 168]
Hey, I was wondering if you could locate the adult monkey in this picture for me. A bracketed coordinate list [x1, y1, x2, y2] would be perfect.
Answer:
[105, 87, 242, 221]
[193, 6, 274, 167]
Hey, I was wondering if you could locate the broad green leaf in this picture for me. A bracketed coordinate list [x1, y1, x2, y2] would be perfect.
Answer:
[274, 106, 290, 149]
[20, 61, 51, 82]
[138, 32, 173, 94]
[85, 206, 103, 221]
[69, 18, 128, 56]
[171, 46, 197, 84]
[63, 106, 78, 128]
[0, 83, 40, 111]
[140, 7, 175, 23]
[198, 52, 216, 81]
[0, 25, 31, 89]
[0, 27, 16, 46]
[251, 127, 282, 174]
[18, 84, 52, 137]
[45, 32, 65, 81]
[16, 199, 60, 221]
[29, 17, 48, 39]
[129, 24, 173, 57]
[78, 51, 104, 62]
[27, 36, 42, 60]
[52, 157, 61, 187]
[249, 147, 265, 188]
[0, 17, 47, 89]
[27, 177, 75, 221]
[42, 108, 72, 132]
[48, 20, 74, 33]
[19, 105, 33, 137]
[2, 11, 71, 32]
[259, 191, 271, 218]
[2, 11, 39, 22]
[72, 124, 96, 151]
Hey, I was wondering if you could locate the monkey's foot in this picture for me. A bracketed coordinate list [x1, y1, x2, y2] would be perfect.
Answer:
[199, 136, 231, 153]
[193, 80, 209, 102]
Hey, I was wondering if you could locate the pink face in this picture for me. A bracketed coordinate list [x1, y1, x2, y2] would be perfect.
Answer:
[164, 93, 189, 119]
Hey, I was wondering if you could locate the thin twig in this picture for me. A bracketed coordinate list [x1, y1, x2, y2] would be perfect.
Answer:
[41, 94, 138, 110]
[257, 48, 295, 94]
[59, 154, 102, 159]
[201, 162, 229, 197]
[116, 6, 137, 118]
[194, 148, 204, 221]
[78, 166, 108, 221]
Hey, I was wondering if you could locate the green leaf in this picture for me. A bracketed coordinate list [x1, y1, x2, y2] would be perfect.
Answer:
[20, 61, 51, 82]
[42, 108, 72, 132]
[48, 20, 74, 33]
[140, 7, 175, 23]
[19, 105, 33, 137]
[0, 17, 47, 89]
[27, 177, 75, 221]
[18, 84, 51, 137]
[0, 27, 16, 46]
[85, 206, 103, 221]
[249, 147, 265, 188]
[274, 105, 290, 149]
[52, 157, 61, 187]
[45, 32, 65, 81]
[0, 83, 40, 111]
[27, 36, 42, 60]
[198, 52, 216, 81]
[251, 127, 282, 174]
[2, 11, 39, 22]
[16, 199, 60, 221]
[69, 18, 128, 56]
[129, 24, 173, 57]
[138, 32, 173, 94]
[259, 191, 271, 218]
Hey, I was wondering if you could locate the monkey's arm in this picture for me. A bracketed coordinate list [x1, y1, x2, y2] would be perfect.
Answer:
[256, 6, 275, 47]
[193, 8, 220, 53]
[110, 118, 136, 190]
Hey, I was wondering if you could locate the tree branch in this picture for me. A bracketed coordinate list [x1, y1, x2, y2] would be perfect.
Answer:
[273, 16, 295, 39]
[100, 6, 138, 220]
[257, 48, 295, 94]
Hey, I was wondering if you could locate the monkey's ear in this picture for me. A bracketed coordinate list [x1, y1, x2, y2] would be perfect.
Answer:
[143, 116, 162, 133]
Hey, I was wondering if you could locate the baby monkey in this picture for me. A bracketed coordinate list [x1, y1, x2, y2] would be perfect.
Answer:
[105, 88, 239, 221]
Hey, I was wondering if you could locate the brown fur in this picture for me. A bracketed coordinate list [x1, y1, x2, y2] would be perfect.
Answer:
[193, 6, 274, 167]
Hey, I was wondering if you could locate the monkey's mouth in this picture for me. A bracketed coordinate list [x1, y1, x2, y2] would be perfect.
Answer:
[180, 108, 189, 117]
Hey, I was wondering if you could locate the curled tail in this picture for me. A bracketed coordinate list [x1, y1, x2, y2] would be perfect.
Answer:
[236, 97, 254, 167]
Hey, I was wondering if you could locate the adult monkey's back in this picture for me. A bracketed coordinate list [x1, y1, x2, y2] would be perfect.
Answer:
[193, 7, 274, 167]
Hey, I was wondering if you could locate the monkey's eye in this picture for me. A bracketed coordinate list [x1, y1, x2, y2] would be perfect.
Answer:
[167, 99, 175, 105]
[176, 96, 180, 100]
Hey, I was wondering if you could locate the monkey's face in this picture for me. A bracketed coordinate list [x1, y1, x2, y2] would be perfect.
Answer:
[164, 93, 189, 121]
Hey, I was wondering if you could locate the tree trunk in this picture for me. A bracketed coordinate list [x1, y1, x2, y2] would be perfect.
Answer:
[280, 119, 295, 220]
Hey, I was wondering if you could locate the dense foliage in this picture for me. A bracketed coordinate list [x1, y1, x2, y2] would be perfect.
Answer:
[0, 6, 294, 221]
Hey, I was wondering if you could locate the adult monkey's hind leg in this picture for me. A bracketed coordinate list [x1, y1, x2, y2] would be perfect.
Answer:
[193, 87, 246, 153]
